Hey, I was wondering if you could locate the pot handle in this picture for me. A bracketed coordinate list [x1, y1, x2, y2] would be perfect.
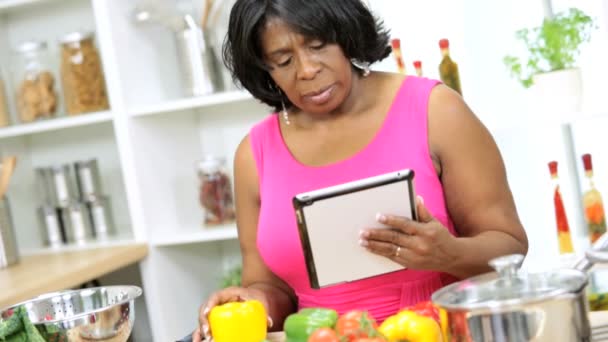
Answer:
[488, 254, 524, 279]
[574, 232, 608, 272]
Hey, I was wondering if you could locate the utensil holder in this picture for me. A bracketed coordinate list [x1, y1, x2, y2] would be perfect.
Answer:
[175, 24, 224, 96]
[0, 196, 19, 268]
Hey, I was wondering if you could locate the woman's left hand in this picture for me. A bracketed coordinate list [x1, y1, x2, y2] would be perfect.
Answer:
[359, 196, 458, 272]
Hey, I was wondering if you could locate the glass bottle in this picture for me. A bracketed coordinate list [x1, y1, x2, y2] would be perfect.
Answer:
[197, 156, 236, 226]
[60, 31, 110, 115]
[413, 60, 423, 77]
[549, 161, 575, 254]
[12, 40, 59, 123]
[391, 38, 406, 74]
[438, 38, 463, 95]
[581, 153, 606, 244]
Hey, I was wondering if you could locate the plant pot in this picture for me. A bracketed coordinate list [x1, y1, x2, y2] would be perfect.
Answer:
[531, 68, 583, 115]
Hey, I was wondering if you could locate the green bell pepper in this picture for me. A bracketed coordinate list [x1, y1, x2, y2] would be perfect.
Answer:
[284, 308, 338, 342]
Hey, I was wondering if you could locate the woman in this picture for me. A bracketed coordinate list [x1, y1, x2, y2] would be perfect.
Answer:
[193, 0, 528, 340]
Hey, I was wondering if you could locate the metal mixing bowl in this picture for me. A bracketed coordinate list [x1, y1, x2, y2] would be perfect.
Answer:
[0, 285, 142, 341]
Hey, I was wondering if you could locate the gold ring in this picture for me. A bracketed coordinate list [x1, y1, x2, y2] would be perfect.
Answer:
[395, 246, 401, 257]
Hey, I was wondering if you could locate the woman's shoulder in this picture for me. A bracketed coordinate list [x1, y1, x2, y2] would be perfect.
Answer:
[371, 73, 440, 101]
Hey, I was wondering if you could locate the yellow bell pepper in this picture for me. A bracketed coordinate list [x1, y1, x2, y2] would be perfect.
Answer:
[379, 309, 443, 342]
[208, 300, 267, 342]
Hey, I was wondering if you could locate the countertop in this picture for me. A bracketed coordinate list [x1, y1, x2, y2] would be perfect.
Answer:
[0, 244, 148, 309]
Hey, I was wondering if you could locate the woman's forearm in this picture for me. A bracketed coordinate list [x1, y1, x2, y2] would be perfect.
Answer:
[446, 231, 528, 279]
[248, 282, 297, 331]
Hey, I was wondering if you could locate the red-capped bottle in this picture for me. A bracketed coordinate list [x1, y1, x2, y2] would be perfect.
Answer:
[391, 38, 406, 74]
[549, 161, 575, 254]
[581, 153, 607, 243]
[438, 38, 462, 95]
[413, 60, 423, 77]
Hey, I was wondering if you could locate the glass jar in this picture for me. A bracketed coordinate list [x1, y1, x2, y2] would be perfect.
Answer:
[12, 40, 58, 123]
[60, 31, 109, 115]
[0, 73, 9, 127]
[197, 156, 236, 226]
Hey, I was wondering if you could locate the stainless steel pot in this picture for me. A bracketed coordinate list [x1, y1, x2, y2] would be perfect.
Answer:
[432, 234, 608, 342]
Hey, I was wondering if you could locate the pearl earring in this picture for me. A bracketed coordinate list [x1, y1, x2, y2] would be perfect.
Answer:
[351, 58, 371, 77]
[281, 100, 290, 125]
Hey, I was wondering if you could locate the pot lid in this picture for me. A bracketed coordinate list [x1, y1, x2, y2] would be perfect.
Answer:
[432, 254, 588, 310]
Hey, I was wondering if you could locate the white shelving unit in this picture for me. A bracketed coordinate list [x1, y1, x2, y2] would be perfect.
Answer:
[129, 90, 252, 117]
[0, 110, 112, 138]
[152, 224, 238, 247]
[1, 0, 607, 341]
[0, 0, 53, 12]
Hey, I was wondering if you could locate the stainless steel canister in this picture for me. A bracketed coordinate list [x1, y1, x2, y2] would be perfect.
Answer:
[74, 158, 102, 202]
[37, 205, 64, 247]
[0, 196, 19, 268]
[87, 196, 114, 239]
[174, 15, 224, 96]
[35, 167, 56, 205]
[37, 165, 77, 208]
[63, 202, 92, 244]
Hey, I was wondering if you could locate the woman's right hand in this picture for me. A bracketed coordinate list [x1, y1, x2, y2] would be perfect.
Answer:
[192, 286, 272, 342]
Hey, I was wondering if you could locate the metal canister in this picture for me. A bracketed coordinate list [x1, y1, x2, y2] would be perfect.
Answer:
[63, 202, 92, 244]
[50, 164, 77, 208]
[87, 196, 114, 239]
[37, 205, 64, 247]
[74, 158, 102, 202]
[0, 196, 19, 268]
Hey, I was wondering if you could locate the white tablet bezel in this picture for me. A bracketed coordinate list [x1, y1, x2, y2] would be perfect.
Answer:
[292, 169, 417, 289]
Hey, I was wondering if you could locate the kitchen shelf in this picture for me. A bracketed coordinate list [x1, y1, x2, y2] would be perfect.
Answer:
[486, 110, 608, 133]
[128, 90, 253, 118]
[0, 111, 113, 139]
[152, 224, 238, 247]
[20, 234, 139, 256]
[0, 0, 57, 13]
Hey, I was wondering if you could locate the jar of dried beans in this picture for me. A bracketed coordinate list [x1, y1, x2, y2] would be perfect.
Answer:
[12, 40, 58, 123]
[60, 31, 109, 115]
[197, 156, 235, 226]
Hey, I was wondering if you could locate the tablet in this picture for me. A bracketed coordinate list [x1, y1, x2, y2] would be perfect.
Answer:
[292, 169, 417, 289]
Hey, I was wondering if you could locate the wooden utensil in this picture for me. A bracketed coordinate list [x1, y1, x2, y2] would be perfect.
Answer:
[0, 156, 17, 198]
[201, 0, 215, 29]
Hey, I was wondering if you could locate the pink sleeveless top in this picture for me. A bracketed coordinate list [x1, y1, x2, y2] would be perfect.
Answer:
[249, 76, 458, 322]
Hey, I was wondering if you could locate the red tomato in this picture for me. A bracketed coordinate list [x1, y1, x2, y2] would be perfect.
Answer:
[408, 301, 440, 323]
[336, 310, 379, 341]
[308, 327, 340, 342]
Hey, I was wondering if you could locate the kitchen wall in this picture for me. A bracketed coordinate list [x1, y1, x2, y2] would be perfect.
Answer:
[368, 0, 608, 270]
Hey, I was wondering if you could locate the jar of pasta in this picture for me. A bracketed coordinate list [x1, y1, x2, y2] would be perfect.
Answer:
[12, 40, 58, 123]
[60, 31, 109, 115]
[197, 156, 236, 226]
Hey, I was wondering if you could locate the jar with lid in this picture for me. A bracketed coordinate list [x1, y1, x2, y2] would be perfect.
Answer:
[12, 40, 59, 123]
[0, 71, 9, 127]
[197, 156, 235, 226]
[60, 31, 109, 115]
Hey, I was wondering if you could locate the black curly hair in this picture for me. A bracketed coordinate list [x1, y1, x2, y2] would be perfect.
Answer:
[222, 0, 392, 112]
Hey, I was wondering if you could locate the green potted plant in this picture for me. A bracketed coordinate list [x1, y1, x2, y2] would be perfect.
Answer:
[220, 264, 242, 288]
[503, 8, 595, 112]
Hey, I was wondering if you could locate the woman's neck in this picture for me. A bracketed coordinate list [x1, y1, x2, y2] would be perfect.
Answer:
[293, 72, 382, 127]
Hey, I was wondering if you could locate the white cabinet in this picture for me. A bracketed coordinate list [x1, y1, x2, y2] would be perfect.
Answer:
[0, 0, 267, 340]
[1, 0, 608, 341]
